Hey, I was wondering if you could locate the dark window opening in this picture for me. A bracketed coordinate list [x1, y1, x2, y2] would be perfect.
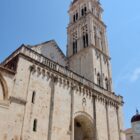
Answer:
[73, 15, 76, 22]
[81, 9, 84, 16]
[97, 73, 101, 86]
[76, 121, 81, 127]
[32, 91, 36, 104]
[84, 7, 87, 13]
[86, 33, 89, 46]
[130, 136, 133, 140]
[73, 13, 78, 22]
[83, 35, 86, 48]
[33, 119, 37, 132]
[94, 27, 97, 46]
[73, 40, 77, 54]
[81, 7, 87, 16]
[76, 13, 78, 20]
[83, 34, 88, 48]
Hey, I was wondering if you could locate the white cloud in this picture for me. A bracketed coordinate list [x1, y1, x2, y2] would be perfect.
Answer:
[130, 68, 140, 82]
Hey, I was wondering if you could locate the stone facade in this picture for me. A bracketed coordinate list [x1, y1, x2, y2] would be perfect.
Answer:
[0, 0, 125, 140]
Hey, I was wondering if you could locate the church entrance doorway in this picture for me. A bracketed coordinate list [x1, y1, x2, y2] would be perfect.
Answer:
[74, 115, 94, 140]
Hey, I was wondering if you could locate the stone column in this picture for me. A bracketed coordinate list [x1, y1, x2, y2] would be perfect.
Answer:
[20, 65, 35, 140]
[47, 75, 57, 140]
[107, 61, 111, 91]
[92, 95, 97, 140]
[99, 54, 103, 88]
[105, 103, 110, 140]
[116, 106, 121, 140]
[69, 84, 75, 140]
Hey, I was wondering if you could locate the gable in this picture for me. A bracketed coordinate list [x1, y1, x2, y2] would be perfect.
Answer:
[31, 40, 67, 67]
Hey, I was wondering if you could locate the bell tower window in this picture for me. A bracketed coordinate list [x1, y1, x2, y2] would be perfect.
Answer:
[81, 9, 84, 16]
[84, 7, 87, 13]
[81, 5, 87, 16]
[73, 41, 77, 54]
[73, 11, 78, 22]
[73, 15, 76, 22]
[76, 13, 78, 20]
[72, 31, 78, 55]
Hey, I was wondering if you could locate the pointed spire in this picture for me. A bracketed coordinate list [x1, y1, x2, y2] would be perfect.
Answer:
[136, 108, 139, 115]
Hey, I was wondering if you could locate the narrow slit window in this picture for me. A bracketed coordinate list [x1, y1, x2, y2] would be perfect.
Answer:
[33, 119, 37, 132]
[83, 35, 86, 48]
[81, 9, 84, 16]
[97, 73, 101, 86]
[84, 7, 87, 13]
[76, 13, 78, 20]
[32, 91, 36, 104]
[73, 41, 77, 54]
[73, 15, 76, 22]
[86, 33, 88, 46]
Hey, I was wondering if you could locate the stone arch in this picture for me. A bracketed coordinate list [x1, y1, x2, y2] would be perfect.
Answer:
[0, 72, 8, 100]
[74, 111, 93, 123]
[74, 112, 95, 140]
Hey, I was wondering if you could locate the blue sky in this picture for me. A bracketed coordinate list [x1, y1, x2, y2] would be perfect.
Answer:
[0, 0, 140, 129]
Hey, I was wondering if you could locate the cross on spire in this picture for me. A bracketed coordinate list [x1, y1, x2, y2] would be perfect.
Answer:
[136, 108, 139, 115]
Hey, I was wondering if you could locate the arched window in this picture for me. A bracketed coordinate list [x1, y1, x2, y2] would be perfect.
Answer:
[83, 35, 86, 48]
[33, 119, 37, 132]
[81, 6, 87, 16]
[32, 91, 36, 104]
[73, 15, 76, 22]
[76, 13, 78, 20]
[73, 40, 77, 54]
[81, 9, 84, 16]
[84, 7, 87, 13]
[82, 25, 88, 48]
[97, 73, 101, 86]
[86, 33, 88, 46]
[72, 31, 78, 54]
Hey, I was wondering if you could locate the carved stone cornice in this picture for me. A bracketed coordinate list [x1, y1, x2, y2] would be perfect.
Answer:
[1, 46, 123, 107]
[30, 63, 122, 107]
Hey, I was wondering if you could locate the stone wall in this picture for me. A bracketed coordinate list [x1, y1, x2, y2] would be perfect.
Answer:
[0, 53, 125, 140]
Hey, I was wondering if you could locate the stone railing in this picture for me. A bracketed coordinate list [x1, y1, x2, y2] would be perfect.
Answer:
[2, 46, 123, 104]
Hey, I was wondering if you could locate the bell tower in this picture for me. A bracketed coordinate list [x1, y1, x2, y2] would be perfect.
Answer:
[67, 0, 112, 91]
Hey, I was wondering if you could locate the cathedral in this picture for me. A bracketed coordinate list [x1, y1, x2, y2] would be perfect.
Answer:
[0, 0, 126, 140]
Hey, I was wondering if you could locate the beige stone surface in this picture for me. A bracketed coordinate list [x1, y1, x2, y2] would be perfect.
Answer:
[0, 0, 125, 140]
